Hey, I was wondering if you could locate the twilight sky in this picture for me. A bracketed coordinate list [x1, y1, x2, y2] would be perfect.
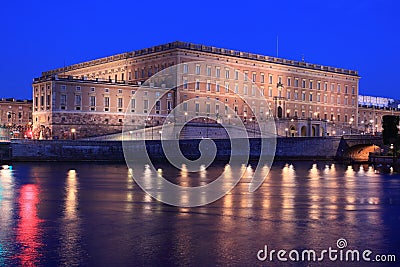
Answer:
[1, 0, 399, 100]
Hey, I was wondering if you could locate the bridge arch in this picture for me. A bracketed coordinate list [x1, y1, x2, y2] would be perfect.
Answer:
[344, 144, 382, 162]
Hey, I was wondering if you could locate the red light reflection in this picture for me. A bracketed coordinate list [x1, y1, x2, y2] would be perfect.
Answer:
[15, 184, 42, 267]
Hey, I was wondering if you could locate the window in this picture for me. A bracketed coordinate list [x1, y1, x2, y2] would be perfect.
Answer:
[143, 99, 148, 110]
[195, 65, 201, 75]
[183, 102, 188, 111]
[345, 85, 348, 94]
[118, 89, 123, 94]
[317, 81, 321, 90]
[295, 79, 299, 87]
[155, 100, 161, 111]
[183, 64, 188, 74]
[244, 71, 248, 81]
[155, 92, 160, 98]
[131, 90, 136, 95]
[337, 97, 340, 105]
[278, 76, 282, 84]
[225, 69, 230, 79]
[234, 84, 238, 94]
[76, 86, 81, 91]
[121, 73, 124, 81]
[207, 66, 211, 76]
[61, 85, 66, 91]
[105, 88, 109, 93]
[352, 86, 355, 95]
[183, 78, 188, 89]
[337, 84, 341, 93]
[90, 96, 96, 106]
[195, 103, 199, 112]
[269, 75, 273, 84]
[309, 80, 313, 89]
[60, 94, 66, 106]
[118, 98, 123, 109]
[73, 94, 81, 106]
[134, 70, 138, 79]
[302, 80, 306, 88]
[331, 84, 334, 92]
[128, 72, 132, 80]
[244, 85, 248, 95]
[252, 86, 256, 96]
[225, 82, 229, 93]
[261, 73, 265, 83]
[287, 78, 291, 87]
[269, 88, 272, 97]
[324, 82, 328, 91]
[216, 68, 220, 78]
[317, 94, 320, 102]
[287, 91, 291, 99]
[195, 80, 200, 90]
[167, 101, 172, 110]
[302, 92, 306, 101]
[294, 92, 298, 100]
[216, 82, 220, 92]
[104, 97, 110, 108]
[131, 99, 135, 109]
[252, 73, 256, 82]
[206, 103, 210, 113]
[46, 94, 51, 106]
[324, 95, 327, 103]
[235, 70, 239, 80]
[207, 81, 211, 91]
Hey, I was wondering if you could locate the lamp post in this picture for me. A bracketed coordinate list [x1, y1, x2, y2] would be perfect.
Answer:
[71, 128, 76, 140]
[349, 117, 354, 134]
[370, 119, 374, 134]
[159, 130, 162, 140]
[184, 112, 188, 122]
[285, 127, 288, 137]
[228, 114, 231, 125]
[147, 117, 153, 140]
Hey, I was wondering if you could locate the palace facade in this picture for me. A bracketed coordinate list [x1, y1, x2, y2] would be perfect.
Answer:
[33, 41, 363, 139]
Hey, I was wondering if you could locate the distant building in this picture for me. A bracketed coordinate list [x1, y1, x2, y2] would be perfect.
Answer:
[358, 95, 394, 108]
[33, 41, 360, 139]
[0, 98, 33, 139]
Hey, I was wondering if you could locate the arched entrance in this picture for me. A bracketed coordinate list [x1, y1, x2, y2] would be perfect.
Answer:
[311, 126, 316, 136]
[277, 106, 283, 119]
[301, 126, 307, 136]
[290, 125, 296, 137]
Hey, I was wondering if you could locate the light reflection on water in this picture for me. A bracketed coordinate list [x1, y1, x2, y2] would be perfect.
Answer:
[0, 161, 398, 266]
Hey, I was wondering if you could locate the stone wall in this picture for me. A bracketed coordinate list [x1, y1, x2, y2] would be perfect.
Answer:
[11, 137, 342, 162]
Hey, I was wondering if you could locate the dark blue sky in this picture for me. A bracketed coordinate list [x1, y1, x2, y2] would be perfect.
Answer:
[1, 0, 399, 100]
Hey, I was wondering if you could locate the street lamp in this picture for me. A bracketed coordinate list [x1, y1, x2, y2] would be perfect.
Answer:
[349, 117, 354, 134]
[285, 127, 289, 137]
[184, 112, 188, 122]
[369, 119, 374, 134]
[71, 128, 76, 140]
[159, 130, 162, 140]
[228, 114, 231, 125]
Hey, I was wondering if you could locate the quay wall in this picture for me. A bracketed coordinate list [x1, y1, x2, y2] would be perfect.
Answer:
[10, 137, 342, 162]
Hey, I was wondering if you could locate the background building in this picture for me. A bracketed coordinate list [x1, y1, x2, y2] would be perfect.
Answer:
[0, 98, 33, 139]
[34, 41, 362, 139]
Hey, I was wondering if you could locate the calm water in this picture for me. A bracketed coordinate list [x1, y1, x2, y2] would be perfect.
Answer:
[0, 161, 399, 266]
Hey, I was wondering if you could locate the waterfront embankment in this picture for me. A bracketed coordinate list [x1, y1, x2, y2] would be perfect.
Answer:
[9, 137, 343, 162]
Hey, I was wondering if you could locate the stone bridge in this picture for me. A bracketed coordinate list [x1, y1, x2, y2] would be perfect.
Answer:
[336, 135, 384, 162]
